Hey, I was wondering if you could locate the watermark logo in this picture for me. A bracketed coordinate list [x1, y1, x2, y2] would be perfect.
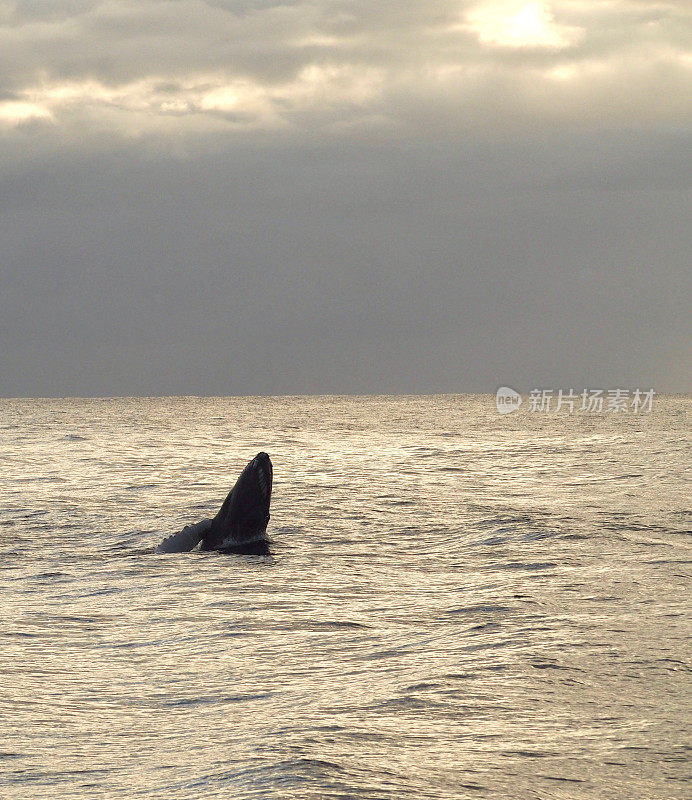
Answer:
[495, 388, 656, 414]
[496, 386, 523, 414]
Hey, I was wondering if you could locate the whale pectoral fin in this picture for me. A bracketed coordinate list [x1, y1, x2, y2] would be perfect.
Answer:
[155, 518, 212, 553]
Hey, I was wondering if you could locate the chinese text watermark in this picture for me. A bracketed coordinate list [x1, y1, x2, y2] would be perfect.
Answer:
[496, 387, 655, 414]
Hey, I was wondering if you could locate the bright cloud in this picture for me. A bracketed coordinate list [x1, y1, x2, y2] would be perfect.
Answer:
[466, 1, 583, 48]
[0, 63, 386, 133]
[0, 1, 689, 137]
[0, 100, 52, 126]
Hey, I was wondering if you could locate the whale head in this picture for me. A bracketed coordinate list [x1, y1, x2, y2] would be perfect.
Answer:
[202, 452, 273, 554]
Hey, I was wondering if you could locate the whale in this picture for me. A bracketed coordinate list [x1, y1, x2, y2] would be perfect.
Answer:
[155, 452, 273, 555]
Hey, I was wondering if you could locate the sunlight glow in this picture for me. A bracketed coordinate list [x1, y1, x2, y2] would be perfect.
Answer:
[0, 100, 52, 126]
[467, 1, 580, 49]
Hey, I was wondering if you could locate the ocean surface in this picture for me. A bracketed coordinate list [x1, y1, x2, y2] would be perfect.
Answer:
[0, 394, 689, 800]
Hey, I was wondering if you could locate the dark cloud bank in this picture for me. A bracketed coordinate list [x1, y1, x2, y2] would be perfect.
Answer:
[1, 1, 690, 396]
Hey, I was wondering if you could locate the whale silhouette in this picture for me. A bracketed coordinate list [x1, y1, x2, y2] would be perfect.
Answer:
[156, 452, 272, 555]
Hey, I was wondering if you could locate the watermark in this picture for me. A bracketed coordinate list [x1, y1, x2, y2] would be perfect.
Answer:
[496, 386, 523, 414]
[495, 387, 655, 414]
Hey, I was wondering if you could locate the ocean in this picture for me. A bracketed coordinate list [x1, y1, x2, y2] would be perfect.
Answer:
[0, 394, 689, 799]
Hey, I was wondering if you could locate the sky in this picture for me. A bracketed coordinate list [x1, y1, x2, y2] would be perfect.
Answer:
[1, 0, 690, 397]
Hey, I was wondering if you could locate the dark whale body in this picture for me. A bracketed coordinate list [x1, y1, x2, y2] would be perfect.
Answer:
[155, 452, 273, 555]
[201, 452, 273, 554]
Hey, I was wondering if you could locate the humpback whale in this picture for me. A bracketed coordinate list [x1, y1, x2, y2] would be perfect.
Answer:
[156, 452, 273, 555]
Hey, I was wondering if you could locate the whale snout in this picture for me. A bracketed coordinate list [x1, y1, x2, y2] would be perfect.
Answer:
[251, 452, 272, 503]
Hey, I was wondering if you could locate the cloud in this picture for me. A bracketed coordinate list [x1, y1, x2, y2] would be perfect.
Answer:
[0, 0, 689, 142]
[0, 1, 690, 395]
[464, 0, 584, 48]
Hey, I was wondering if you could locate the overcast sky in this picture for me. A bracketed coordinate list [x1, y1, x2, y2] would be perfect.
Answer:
[1, 0, 690, 397]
